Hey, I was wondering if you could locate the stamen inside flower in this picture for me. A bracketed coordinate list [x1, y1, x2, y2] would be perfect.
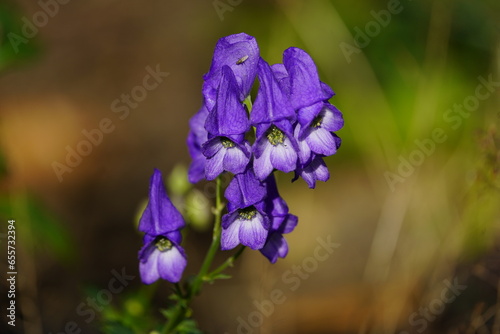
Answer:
[312, 115, 323, 128]
[155, 237, 173, 252]
[238, 206, 257, 220]
[221, 137, 235, 148]
[266, 126, 285, 146]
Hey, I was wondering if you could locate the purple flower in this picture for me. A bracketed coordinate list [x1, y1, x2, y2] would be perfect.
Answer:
[259, 175, 298, 263]
[221, 203, 270, 250]
[139, 234, 187, 284]
[295, 103, 343, 164]
[138, 169, 187, 284]
[202, 136, 251, 180]
[203, 33, 260, 109]
[187, 105, 209, 184]
[252, 120, 299, 181]
[221, 169, 270, 250]
[202, 66, 251, 180]
[260, 215, 298, 263]
[293, 155, 331, 189]
[282, 47, 334, 110]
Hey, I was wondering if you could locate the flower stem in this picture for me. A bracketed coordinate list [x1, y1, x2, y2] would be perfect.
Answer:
[161, 176, 226, 334]
[207, 245, 246, 279]
[190, 176, 224, 296]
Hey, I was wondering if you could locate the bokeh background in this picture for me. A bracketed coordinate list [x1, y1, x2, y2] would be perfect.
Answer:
[1, 0, 499, 333]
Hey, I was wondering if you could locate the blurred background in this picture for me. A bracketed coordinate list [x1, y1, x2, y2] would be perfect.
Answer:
[0, 0, 499, 333]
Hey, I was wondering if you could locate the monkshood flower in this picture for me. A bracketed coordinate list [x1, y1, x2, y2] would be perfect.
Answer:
[202, 66, 252, 180]
[221, 168, 270, 250]
[293, 155, 331, 189]
[251, 58, 299, 181]
[295, 103, 344, 165]
[259, 175, 298, 263]
[203, 32, 259, 110]
[138, 169, 187, 284]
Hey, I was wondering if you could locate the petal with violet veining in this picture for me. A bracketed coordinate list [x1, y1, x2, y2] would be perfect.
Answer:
[157, 245, 187, 283]
[270, 138, 298, 173]
[205, 148, 225, 180]
[221, 214, 243, 250]
[306, 128, 337, 156]
[253, 141, 274, 181]
[239, 212, 268, 250]
[223, 146, 250, 175]
[139, 249, 160, 284]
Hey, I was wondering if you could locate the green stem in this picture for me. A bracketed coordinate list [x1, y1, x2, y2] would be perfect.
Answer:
[208, 246, 246, 279]
[190, 176, 224, 296]
[161, 177, 225, 334]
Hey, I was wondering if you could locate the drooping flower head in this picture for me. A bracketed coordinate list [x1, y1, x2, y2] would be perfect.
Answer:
[138, 169, 187, 284]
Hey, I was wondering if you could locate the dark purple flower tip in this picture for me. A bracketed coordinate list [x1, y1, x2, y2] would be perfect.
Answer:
[225, 168, 267, 209]
[221, 205, 270, 250]
[260, 233, 288, 264]
[203, 33, 260, 109]
[263, 174, 289, 217]
[250, 58, 295, 125]
[283, 47, 333, 110]
[202, 137, 251, 180]
[139, 235, 187, 284]
[138, 169, 185, 235]
[253, 121, 299, 181]
[293, 156, 330, 189]
[260, 211, 298, 263]
[205, 66, 250, 137]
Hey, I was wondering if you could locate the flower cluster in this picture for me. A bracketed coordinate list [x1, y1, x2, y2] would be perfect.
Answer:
[138, 33, 343, 285]
[188, 33, 343, 262]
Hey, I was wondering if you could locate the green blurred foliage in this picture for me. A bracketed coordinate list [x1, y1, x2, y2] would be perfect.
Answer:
[0, 1, 40, 72]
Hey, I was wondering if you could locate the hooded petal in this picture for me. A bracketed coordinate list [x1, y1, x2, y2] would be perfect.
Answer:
[283, 47, 333, 110]
[138, 169, 185, 235]
[251, 58, 295, 125]
[203, 33, 259, 108]
[205, 66, 250, 137]
[225, 168, 267, 208]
